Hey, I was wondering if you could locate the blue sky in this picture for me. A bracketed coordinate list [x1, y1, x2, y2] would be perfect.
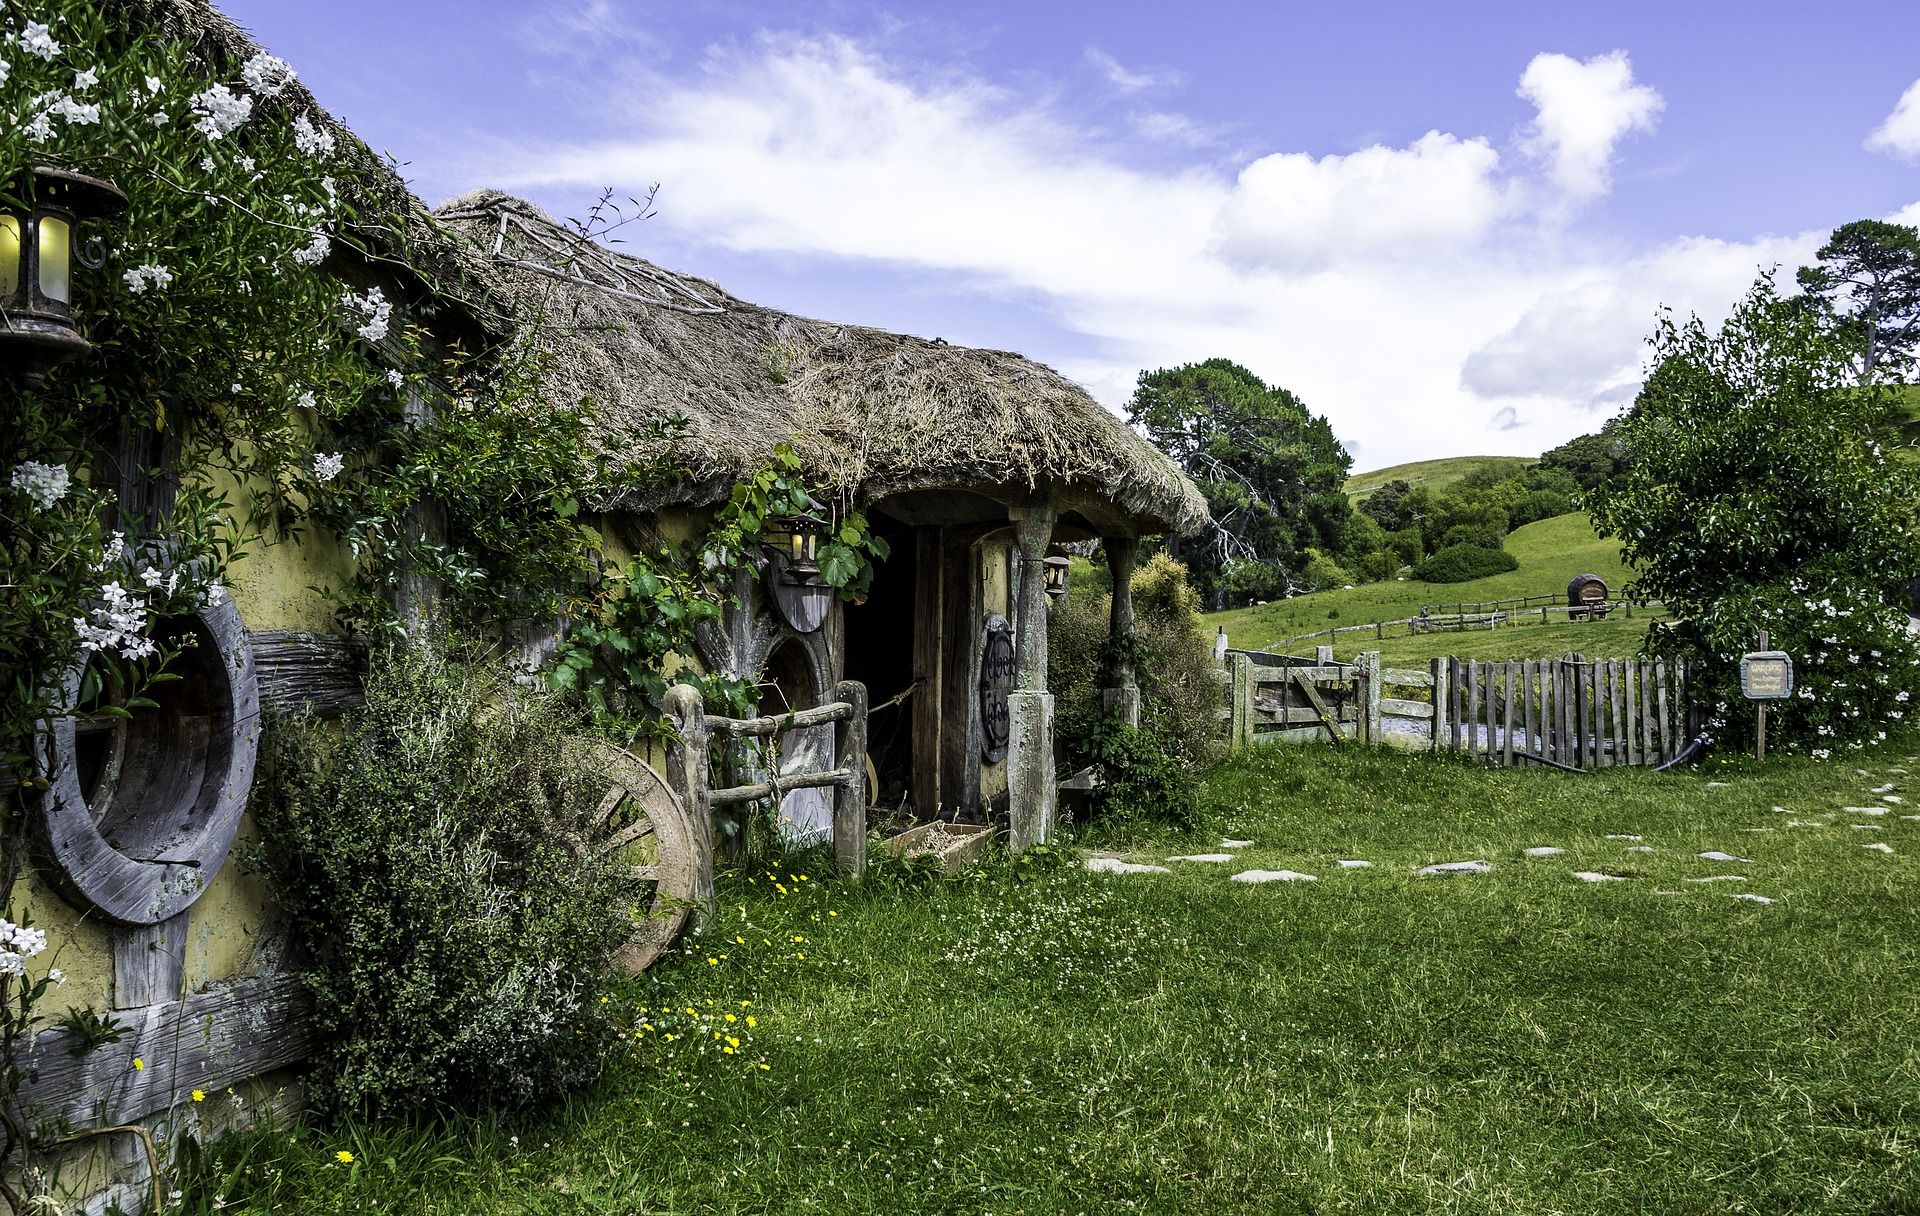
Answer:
[224, 0, 1920, 469]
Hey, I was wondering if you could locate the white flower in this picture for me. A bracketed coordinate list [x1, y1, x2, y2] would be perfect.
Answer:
[10, 461, 70, 509]
[0, 59, 10, 89]
[203, 580, 228, 607]
[122, 263, 174, 294]
[73, 67, 98, 90]
[23, 112, 54, 142]
[148, 109, 171, 127]
[199, 155, 216, 173]
[293, 390, 316, 410]
[292, 113, 335, 158]
[190, 83, 253, 140]
[1813, 748, 1831, 760]
[312, 451, 344, 482]
[140, 566, 166, 588]
[19, 22, 60, 60]
[52, 94, 100, 125]
[386, 369, 404, 388]
[290, 230, 330, 266]
[340, 285, 391, 343]
[1898, 691, 1911, 704]
[240, 51, 296, 97]
[145, 75, 163, 95]
[48, 967, 64, 985]
[102, 531, 126, 563]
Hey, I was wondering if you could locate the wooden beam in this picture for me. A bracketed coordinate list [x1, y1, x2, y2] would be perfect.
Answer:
[912, 527, 945, 815]
[940, 539, 982, 817]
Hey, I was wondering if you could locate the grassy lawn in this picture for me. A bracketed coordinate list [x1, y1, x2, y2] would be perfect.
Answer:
[1208, 513, 1643, 656]
[186, 739, 1920, 1214]
[1344, 454, 1536, 503]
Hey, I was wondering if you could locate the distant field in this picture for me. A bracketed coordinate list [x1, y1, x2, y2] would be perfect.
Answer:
[1344, 454, 1535, 503]
[1207, 512, 1650, 657]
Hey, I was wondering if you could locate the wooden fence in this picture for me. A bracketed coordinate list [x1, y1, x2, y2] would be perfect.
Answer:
[1222, 650, 1695, 770]
[1254, 599, 1663, 659]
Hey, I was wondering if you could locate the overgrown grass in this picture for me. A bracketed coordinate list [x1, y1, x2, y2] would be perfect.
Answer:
[1209, 512, 1639, 654]
[178, 736, 1920, 1213]
[1344, 454, 1536, 503]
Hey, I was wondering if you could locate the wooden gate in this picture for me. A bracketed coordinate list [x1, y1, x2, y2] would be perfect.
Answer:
[1437, 655, 1693, 769]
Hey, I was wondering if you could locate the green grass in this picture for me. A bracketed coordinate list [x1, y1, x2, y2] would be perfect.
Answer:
[1208, 512, 1640, 656]
[1345, 454, 1535, 503]
[181, 738, 1920, 1213]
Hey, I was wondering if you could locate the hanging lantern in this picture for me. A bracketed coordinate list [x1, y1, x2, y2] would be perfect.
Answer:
[2, 165, 128, 385]
[1042, 551, 1071, 601]
[764, 497, 828, 585]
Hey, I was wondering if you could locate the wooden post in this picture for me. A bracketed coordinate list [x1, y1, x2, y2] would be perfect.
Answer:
[1361, 650, 1383, 745]
[1006, 691, 1056, 851]
[833, 679, 868, 877]
[1317, 644, 1335, 664]
[1755, 629, 1769, 762]
[913, 527, 945, 815]
[1009, 504, 1056, 691]
[1102, 536, 1140, 728]
[663, 684, 714, 911]
[1465, 660, 1480, 759]
[1430, 657, 1448, 751]
[1501, 663, 1516, 766]
[395, 382, 446, 642]
[1230, 652, 1254, 749]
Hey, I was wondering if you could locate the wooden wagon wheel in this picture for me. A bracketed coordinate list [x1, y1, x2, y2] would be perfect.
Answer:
[576, 742, 703, 974]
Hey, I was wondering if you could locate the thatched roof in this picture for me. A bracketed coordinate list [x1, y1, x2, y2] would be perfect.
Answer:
[115, 0, 505, 335]
[435, 192, 1207, 536]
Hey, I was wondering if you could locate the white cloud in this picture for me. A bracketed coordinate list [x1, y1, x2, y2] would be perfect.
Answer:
[1518, 51, 1663, 198]
[1086, 47, 1178, 94]
[1213, 132, 1511, 270]
[493, 35, 1858, 468]
[1867, 77, 1920, 160]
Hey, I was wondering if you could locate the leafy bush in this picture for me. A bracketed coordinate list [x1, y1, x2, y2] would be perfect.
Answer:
[1412, 544, 1519, 583]
[1080, 719, 1200, 833]
[1299, 549, 1354, 592]
[254, 645, 635, 1117]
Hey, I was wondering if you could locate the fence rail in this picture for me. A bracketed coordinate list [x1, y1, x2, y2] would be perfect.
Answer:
[1254, 599, 1664, 659]
[1221, 649, 1694, 770]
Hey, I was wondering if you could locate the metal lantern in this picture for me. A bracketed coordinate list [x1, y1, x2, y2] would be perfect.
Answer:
[1042, 551, 1071, 600]
[2, 165, 128, 384]
[765, 498, 828, 585]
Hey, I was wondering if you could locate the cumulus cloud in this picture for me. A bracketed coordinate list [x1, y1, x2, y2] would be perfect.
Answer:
[1867, 78, 1920, 160]
[1213, 132, 1511, 270]
[1518, 51, 1663, 198]
[492, 33, 1840, 465]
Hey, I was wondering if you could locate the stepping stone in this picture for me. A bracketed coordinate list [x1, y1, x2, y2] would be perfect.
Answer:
[1902, 815, 1920, 822]
[1843, 807, 1888, 816]
[1883, 796, 1905, 805]
[1855, 769, 1872, 778]
[1785, 820, 1825, 828]
[1772, 806, 1791, 813]
[1523, 846, 1566, 857]
[1850, 824, 1881, 830]
[1626, 845, 1657, 853]
[1741, 828, 1777, 833]
[1231, 869, 1317, 884]
[1168, 853, 1235, 863]
[1571, 871, 1627, 882]
[1415, 860, 1492, 876]
[1085, 858, 1171, 875]
[1697, 851, 1751, 862]
[1606, 834, 1643, 841]
[1872, 783, 1897, 794]
[1688, 875, 1746, 883]
[1864, 843, 1896, 854]
[1706, 781, 1730, 788]
[1728, 893, 1775, 905]
[1219, 839, 1254, 849]
[1336, 859, 1373, 870]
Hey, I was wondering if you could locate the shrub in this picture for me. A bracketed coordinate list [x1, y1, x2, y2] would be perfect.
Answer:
[1299, 548, 1354, 592]
[254, 644, 635, 1117]
[1080, 719, 1200, 834]
[1413, 544, 1519, 583]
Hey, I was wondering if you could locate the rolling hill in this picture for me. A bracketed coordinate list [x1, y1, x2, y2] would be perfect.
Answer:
[1344, 455, 1535, 504]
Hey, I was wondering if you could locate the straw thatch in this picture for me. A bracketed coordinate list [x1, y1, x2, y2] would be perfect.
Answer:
[435, 192, 1207, 535]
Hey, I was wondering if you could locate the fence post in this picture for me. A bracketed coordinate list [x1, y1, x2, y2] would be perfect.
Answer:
[1430, 657, 1447, 751]
[832, 679, 868, 878]
[1316, 644, 1335, 665]
[1361, 650, 1383, 745]
[663, 684, 715, 913]
[1230, 652, 1253, 750]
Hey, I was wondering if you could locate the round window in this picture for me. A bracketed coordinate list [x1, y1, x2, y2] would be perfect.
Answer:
[33, 598, 259, 925]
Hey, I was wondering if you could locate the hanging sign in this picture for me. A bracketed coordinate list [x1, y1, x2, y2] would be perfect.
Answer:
[1739, 651, 1793, 700]
[979, 613, 1014, 763]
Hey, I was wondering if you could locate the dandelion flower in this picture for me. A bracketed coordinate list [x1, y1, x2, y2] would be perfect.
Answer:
[335, 1150, 353, 1164]
[132, 1057, 145, 1071]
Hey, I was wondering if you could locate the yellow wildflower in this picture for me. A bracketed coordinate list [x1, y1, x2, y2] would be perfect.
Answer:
[335, 1150, 354, 1164]
[746, 1015, 757, 1028]
[132, 1057, 144, 1071]
[191, 1090, 205, 1103]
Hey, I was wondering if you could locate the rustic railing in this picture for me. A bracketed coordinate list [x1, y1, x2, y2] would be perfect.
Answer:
[1250, 599, 1665, 659]
[663, 680, 869, 878]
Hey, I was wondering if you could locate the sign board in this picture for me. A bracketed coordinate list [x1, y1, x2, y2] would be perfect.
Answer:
[978, 613, 1014, 763]
[1739, 651, 1793, 700]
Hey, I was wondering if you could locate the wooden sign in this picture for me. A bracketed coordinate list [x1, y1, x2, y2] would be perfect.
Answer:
[1739, 651, 1793, 700]
[978, 614, 1014, 763]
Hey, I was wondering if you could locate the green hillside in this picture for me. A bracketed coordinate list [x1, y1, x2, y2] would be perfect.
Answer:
[1205, 512, 1656, 662]
[1344, 455, 1535, 503]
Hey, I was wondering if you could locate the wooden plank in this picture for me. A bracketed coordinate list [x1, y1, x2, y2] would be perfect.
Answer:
[1379, 668, 1435, 688]
[1465, 660, 1480, 759]
[912, 527, 945, 815]
[251, 630, 368, 718]
[1502, 663, 1516, 766]
[1621, 661, 1639, 765]
[1553, 660, 1570, 767]
[1595, 661, 1611, 769]
[20, 974, 313, 1130]
[834, 678, 869, 876]
[1484, 663, 1498, 763]
[1518, 659, 1533, 758]
[1575, 657, 1591, 770]
[708, 700, 856, 737]
[1363, 652, 1384, 744]
[111, 915, 187, 1009]
[1289, 670, 1346, 743]
[1656, 661, 1673, 763]
[1429, 658, 1448, 752]
[1639, 660, 1655, 764]
[1609, 661, 1625, 768]
[1450, 658, 1464, 754]
[1230, 653, 1253, 749]
[1378, 697, 1435, 719]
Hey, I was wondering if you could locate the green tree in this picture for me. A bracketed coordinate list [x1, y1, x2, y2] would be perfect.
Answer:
[1541, 419, 1632, 492]
[1127, 359, 1352, 608]
[1795, 219, 1920, 377]
[1588, 274, 1920, 753]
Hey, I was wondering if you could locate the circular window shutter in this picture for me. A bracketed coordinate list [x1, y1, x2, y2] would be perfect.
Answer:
[33, 598, 260, 925]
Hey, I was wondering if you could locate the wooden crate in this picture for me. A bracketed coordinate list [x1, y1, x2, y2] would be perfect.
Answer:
[877, 821, 994, 873]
